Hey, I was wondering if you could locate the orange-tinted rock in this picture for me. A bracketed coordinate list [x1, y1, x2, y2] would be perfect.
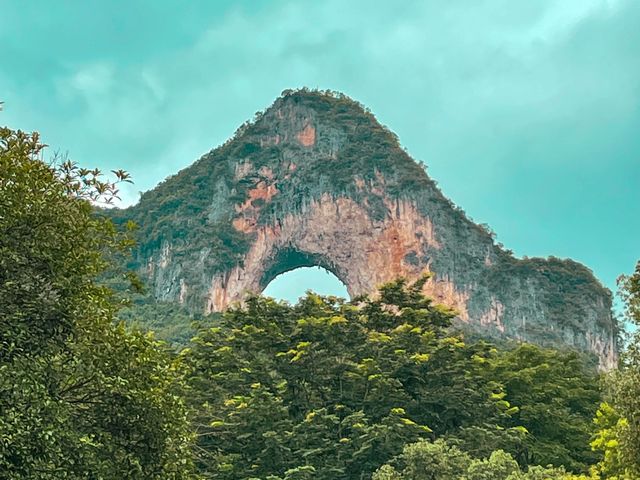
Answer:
[296, 123, 316, 146]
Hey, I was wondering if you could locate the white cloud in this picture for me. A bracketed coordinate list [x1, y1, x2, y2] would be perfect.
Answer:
[64, 62, 115, 99]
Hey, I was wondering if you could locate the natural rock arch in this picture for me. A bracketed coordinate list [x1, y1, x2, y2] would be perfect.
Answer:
[115, 89, 618, 368]
[258, 249, 344, 294]
[205, 193, 454, 314]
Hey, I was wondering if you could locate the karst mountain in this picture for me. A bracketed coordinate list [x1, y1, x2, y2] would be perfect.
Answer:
[108, 89, 618, 368]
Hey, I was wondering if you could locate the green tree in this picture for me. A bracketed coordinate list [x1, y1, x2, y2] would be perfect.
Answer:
[0, 128, 196, 478]
[186, 278, 522, 479]
[372, 440, 568, 480]
[597, 262, 640, 477]
[467, 450, 521, 480]
[587, 402, 634, 480]
[372, 439, 471, 480]
[488, 344, 601, 471]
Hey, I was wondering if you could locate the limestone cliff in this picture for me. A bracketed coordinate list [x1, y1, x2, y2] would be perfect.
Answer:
[110, 89, 618, 368]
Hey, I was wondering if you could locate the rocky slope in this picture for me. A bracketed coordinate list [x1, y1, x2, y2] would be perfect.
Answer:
[109, 89, 618, 368]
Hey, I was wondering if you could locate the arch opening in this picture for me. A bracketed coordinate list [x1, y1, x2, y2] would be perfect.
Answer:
[260, 246, 349, 303]
[262, 266, 349, 304]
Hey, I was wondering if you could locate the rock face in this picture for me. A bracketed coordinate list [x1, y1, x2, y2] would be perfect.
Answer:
[111, 89, 618, 368]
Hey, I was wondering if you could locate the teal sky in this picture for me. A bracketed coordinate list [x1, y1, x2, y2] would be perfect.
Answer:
[1, 0, 639, 305]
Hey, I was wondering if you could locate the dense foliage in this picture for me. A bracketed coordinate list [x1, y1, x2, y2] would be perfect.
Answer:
[0, 127, 196, 478]
[488, 344, 600, 470]
[593, 264, 640, 479]
[116, 295, 202, 346]
[373, 440, 568, 479]
[186, 278, 508, 479]
[184, 277, 602, 479]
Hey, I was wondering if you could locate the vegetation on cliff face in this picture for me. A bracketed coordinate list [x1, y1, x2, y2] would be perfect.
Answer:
[273, 89, 435, 197]
[115, 292, 204, 346]
[106, 145, 252, 279]
[107, 88, 452, 280]
[487, 255, 614, 331]
[108, 88, 440, 279]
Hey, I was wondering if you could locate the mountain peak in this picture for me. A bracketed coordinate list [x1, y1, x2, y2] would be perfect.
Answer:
[235, 87, 402, 158]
